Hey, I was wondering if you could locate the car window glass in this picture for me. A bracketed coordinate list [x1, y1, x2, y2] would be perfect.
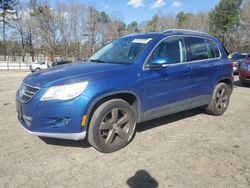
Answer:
[206, 39, 220, 58]
[90, 38, 152, 64]
[152, 37, 186, 64]
[232, 54, 247, 60]
[187, 37, 209, 61]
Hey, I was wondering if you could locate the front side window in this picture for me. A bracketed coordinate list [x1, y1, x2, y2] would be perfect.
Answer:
[89, 37, 153, 64]
[187, 37, 209, 61]
[151, 37, 186, 64]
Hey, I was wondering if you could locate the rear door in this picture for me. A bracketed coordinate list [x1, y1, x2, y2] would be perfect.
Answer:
[185, 37, 221, 107]
[142, 36, 192, 120]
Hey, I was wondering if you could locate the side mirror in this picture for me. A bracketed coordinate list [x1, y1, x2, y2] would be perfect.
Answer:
[151, 57, 170, 68]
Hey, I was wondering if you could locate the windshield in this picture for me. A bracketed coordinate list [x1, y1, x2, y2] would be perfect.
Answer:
[89, 37, 153, 64]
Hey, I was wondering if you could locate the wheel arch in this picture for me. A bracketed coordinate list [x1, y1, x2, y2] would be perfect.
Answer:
[216, 77, 233, 94]
[85, 91, 142, 132]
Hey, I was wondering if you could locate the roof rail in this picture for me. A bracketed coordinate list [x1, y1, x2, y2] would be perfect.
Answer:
[161, 29, 208, 35]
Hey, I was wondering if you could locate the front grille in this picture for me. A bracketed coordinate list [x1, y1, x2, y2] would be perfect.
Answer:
[18, 84, 40, 103]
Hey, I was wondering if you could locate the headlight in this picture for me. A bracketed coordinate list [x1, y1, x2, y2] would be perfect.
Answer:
[41, 81, 88, 101]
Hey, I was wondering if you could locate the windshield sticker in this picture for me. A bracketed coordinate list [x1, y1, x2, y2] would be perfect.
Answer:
[132, 38, 152, 44]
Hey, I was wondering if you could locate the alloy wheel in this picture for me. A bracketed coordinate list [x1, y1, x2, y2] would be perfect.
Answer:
[215, 86, 229, 111]
[99, 108, 132, 146]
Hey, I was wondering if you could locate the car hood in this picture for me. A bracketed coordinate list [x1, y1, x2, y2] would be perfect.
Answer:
[24, 62, 129, 88]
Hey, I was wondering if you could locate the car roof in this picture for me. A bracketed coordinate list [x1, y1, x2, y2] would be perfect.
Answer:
[122, 29, 214, 40]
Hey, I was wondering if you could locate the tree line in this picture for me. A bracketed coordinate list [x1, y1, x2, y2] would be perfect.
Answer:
[0, 0, 250, 62]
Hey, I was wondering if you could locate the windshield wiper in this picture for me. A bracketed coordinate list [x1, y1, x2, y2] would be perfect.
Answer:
[89, 59, 105, 63]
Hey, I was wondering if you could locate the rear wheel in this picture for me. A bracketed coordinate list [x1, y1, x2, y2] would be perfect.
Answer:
[205, 83, 231, 116]
[88, 99, 136, 153]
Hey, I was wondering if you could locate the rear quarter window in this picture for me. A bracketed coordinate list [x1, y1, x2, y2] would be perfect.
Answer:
[205, 39, 220, 58]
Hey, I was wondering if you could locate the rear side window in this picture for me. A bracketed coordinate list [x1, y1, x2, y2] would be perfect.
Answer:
[205, 39, 220, 58]
[186, 37, 209, 61]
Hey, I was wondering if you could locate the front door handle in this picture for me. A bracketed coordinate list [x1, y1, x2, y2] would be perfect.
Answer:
[183, 71, 191, 77]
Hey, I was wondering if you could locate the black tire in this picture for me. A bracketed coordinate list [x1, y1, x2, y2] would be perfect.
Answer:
[35, 68, 41, 72]
[88, 99, 136, 153]
[205, 83, 231, 116]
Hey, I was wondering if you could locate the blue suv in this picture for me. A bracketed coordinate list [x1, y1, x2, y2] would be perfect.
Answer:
[16, 29, 233, 153]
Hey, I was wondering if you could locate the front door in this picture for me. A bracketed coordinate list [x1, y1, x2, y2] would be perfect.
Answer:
[142, 36, 192, 121]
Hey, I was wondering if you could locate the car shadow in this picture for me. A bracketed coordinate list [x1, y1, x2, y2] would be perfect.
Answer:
[234, 80, 250, 88]
[39, 108, 204, 148]
[136, 107, 204, 133]
[39, 137, 91, 148]
[127, 170, 159, 188]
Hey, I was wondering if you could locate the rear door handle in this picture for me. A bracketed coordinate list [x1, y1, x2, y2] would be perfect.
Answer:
[211, 66, 219, 70]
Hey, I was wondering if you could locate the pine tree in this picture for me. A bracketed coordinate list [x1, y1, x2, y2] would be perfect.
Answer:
[0, 0, 18, 41]
[209, 0, 243, 42]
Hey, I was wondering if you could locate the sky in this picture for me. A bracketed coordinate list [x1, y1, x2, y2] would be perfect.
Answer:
[71, 0, 220, 23]
[26, 0, 220, 24]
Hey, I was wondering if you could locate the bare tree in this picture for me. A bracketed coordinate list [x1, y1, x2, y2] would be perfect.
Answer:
[30, 2, 62, 61]
[83, 6, 100, 54]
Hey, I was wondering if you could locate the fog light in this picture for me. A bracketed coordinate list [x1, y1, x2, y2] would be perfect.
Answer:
[23, 114, 32, 127]
[47, 118, 71, 128]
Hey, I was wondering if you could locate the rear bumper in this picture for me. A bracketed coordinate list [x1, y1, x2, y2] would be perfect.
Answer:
[18, 117, 86, 140]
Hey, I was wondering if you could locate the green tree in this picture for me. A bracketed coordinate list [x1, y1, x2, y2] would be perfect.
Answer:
[99, 11, 110, 24]
[98, 11, 111, 45]
[176, 11, 187, 27]
[209, 0, 243, 42]
[113, 20, 126, 37]
[127, 21, 139, 33]
[146, 15, 159, 32]
[0, 0, 18, 61]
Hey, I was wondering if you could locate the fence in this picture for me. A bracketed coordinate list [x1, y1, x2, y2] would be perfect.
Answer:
[0, 55, 48, 62]
[0, 61, 31, 71]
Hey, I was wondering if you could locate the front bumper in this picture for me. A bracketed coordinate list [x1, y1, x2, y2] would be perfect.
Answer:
[239, 69, 250, 83]
[16, 89, 91, 140]
[18, 117, 86, 140]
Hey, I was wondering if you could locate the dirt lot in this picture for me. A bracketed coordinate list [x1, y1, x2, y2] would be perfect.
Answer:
[0, 71, 249, 188]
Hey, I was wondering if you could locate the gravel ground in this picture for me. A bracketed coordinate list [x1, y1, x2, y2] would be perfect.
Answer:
[0, 71, 249, 188]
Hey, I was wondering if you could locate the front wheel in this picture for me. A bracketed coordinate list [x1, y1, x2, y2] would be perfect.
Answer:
[34, 68, 41, 72]
[88, 99, 136, 153]
[205, 83, 231, 116]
